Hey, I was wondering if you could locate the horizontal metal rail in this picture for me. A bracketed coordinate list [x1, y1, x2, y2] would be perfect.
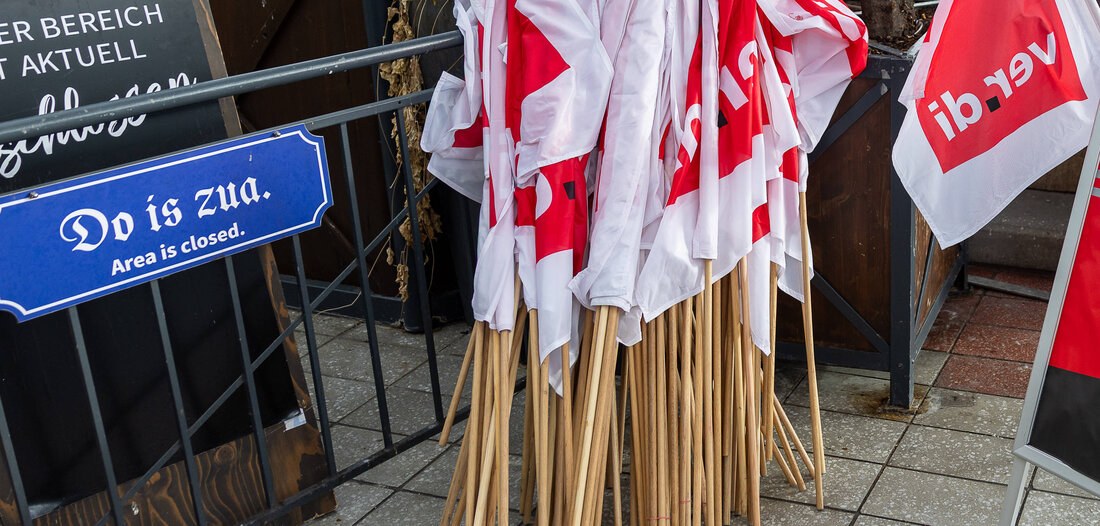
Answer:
[0, 30, 461, 145]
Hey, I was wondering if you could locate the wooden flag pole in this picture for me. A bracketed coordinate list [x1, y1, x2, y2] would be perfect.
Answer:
[440, 321, 480, 445]
[702, 261, 718, 526]
[738, 261, 761, 526]
[561, 340, 577, 522]
[466, 323, 486, 526]
[691, 293, 704, 526]
[657, 314, 671, 526]
[764, 265, 778, 461]
[773, 394, 815, 479]
[678, 300, 693, 526]
[569, 305, 609, 526]
[729, 270, 747, 515]
[798, 191, 826, 509]
[668, 307, 683, 526]
[772, 403, 806, 491]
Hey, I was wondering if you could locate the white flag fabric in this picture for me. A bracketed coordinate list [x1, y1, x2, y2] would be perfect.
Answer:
[894, 0, 1100, 246]
[758, 0, 868, 155]
[569, 0, 666, 331]
[473, 0, 518, 332]
[506, 0, 612, 391]
[421, 0, 484, 202]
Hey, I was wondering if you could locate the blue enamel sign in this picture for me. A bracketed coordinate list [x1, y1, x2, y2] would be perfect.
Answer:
[0, 124, 331, 322]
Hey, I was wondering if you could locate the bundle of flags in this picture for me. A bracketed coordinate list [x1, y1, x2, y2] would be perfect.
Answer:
[422, 0, 867, 524]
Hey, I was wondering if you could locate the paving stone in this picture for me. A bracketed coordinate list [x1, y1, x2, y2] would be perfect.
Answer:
[784, 406, 907, 464]
[1019, 490, 1100, 525]
[315, 338, 427, 385]
[914, 387, 1022, 438]
[308, 314, 359, 336]
[889, 426, 1014, 484]
[433, 323, 474, 355]
[952, 324, 1040, 363]
[914, 350, 949, 386]
[361, 490, 447, 525]
[344, 322, 435, 349]
[935, 355, 1031, 398]
[1032, 469, 1100, 500]
[774, 363, 806, 402]
[342, 386, 441, 436]
[862, 468, 1004, 525]
[294, 326, 335, 354]
[924, 317, 964, 353]
[305, 481, 392, 526]
[403, 444, 461, 497]
[969, 296, 1047, 331]
[356, 439, 449, 487]
[852, 516, 918, 525]
[309, 375, 376, 423]
[730, 498, 853, 525]
[786, 370, 929, 420]
[330, 425, 386, 471]
[394, 353, 472, 410]
[760, 455, 880, 511]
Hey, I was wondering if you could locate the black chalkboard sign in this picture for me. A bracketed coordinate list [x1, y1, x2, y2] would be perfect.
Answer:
[0, 0, 303, 512]
[0, 1, 228, 188]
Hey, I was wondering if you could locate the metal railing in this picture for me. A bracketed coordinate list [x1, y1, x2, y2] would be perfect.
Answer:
[0, 29, 478, 525]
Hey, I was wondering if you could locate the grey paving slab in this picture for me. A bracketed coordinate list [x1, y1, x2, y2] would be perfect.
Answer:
[433, 323, 474, 355]
[730, 498, 853, 525]
[787, 370, 930, 421]
[343, 322, 434, 349]
[889, 426, 1015, 484]
[913, 387, 1022, 438]
[784, 405, 907, 464]
[1019, 490, 1100, 525]
[914, 350, 950, 386]
[330, 425, 386, 471]
[305, 481, 392, 526]
[361, 490, 447, 526]
[308, 314, 359, 337]
[306, 375, 375, 423]
[432, 416, 468, 445]
[403, 444, 461, 497]
[356, 439, 449, 488]
[342, 386, 442, 436]
[774, 364, 806, 402]
[760, 455, 880, 511]
[852, 516, 919, 525]
[1032, 468, 1100, 500]
[294, 326, 335, 354]
[393, 352, 472, 408]
[862, 467, 1004, 525]
[315, 337, 427, 385]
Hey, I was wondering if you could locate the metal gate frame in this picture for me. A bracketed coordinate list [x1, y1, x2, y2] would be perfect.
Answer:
[0, 30, 487, 525]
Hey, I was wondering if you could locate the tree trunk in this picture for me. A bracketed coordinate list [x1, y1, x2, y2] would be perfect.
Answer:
[862, 0, 916, 41]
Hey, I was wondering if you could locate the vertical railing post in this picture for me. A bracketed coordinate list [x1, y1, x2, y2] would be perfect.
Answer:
[292, 235, 338, 476]
[67, 307, 126, 525]
[888, 62, 916, 408]
[224, 256, 278, 507]
[394, 110, 444, 422]
[150, 280, 209, 526]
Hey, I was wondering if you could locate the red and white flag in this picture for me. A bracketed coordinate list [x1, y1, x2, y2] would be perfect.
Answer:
[421, 0, 485, 202]
[569, 0, 667, 346]
[473, 0, 519, 333]
[894, 0, 1100, 246]
[758, 0, 868, 153]
[635, 2, 707, 321]
[506, 0, 612, 390]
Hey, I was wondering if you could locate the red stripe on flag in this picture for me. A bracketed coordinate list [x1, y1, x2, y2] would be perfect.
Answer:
[505, 3, 571, 145]
[515, 185, 536, 227]
[534, 157, 589, 273]
[752, 203, 771, 242]
[1050, 195, 1100, 379]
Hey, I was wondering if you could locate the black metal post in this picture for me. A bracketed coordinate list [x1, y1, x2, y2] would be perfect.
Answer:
[888, 70, 916, 408]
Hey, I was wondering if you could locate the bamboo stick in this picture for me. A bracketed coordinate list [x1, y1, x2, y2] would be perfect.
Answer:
[739, 262, 761, 526]
[692, 293, 704, 526]
[569, 305, 610, 526]
[773, 394, 814, 479]
[467, 324, 486, 526]
[798, 191, 826, 510]
[522, 331, 537, 525]
[657, 314, 670, 526]
[702, 262, 717, 526]
[679, 300, 693, 526]
[772, 402, 806, 491]
[440, 322, 480, 445]
[764, 264, 778, 462]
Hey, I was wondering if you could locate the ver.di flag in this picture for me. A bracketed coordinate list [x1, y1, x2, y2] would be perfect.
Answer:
[893, 0, 1100, 247]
